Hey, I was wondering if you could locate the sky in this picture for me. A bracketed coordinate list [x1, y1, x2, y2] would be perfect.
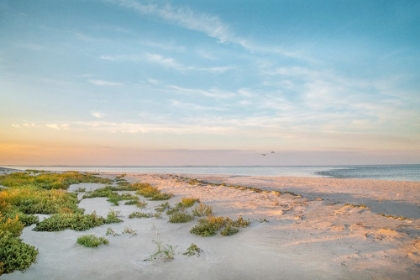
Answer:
[1, 0, 419, 166]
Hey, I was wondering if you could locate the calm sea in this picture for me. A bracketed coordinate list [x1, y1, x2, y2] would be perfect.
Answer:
[4, 164, 420, 182]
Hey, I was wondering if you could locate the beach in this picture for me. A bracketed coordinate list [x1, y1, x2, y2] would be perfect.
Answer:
[2, 172, 420, 279]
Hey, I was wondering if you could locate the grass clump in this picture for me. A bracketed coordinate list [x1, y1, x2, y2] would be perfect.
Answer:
[180, 197, 200, 208]
[105, 209, 123, 224]
[76, 234, 109, 247]
[0, 230, 39, 275]
[155, 202, 170, 212]
[134, 184, 173, 201]
[106, 227, 119, 236]
[345, 203, 368, 209]
[146, 239, 176, 262]
[220, 224, 239, 236]
[128, 212, 154, 219]
[379, 213, 408, 220]
[169, 212, 194, 223]
[33, 211, 114, 232]
[183, 243, 202, 257]
[190, 216, 250, 237]
[192, 203, 213, 217]
[122, 227, 137, 235]
[74, 187, 86, 192]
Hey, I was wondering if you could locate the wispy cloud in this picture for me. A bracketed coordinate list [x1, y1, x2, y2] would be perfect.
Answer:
[91, 112, 104, 119]
[101, 53, 232, 73]
[111, 0, 298, 58]
[89, 79, 123, 86]
[46, 124, 69, 130]
[170, 100, 225, 111]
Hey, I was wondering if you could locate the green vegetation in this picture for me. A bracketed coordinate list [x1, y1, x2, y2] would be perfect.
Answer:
[106, 227, 119, 236]
[220, 224, 239, 236]
[180, 197, 200, 208]
[0, 230, 39, 275]
[190, 216, 250, 237]
[0, 171, 112, 190]
[76, 234, 109, 248]
[345, 203, 369, 209]
[168, 212, 194, 223]
[183, 243, 202, 256]
[74, 187, 86, 192]
[128, 212, 154, 219]
[192, 203, 213, 217]
[155, 202, 170, 212]
[146, 239, 176, 262]
[33, 209, 121, 232]
[134, 183, 173, 200]
[379, 213, 408, 220]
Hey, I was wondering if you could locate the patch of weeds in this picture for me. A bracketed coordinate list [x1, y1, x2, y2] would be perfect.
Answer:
[128, 212, 154, 219]
[229, 216, 250, 228]
[124, 199, 139, 205]
[188, 179, 202, 185]
[106, 227, 119, 236]
[74, 187, 86, 192]
[166, 205, 183, 215]
[190, 216, 226, 237]
[107, 196, 120, 206]
[379, 213, 408, 220]
[0, 214, 24, 237]
[192, 203, 213, 217]
[155, 202, 170, 212]
[105, 209, 123, 224]
[0, 230, 39, 275]
[169, 212, 194, 223]
[77, 234, 109, 247]
[0, 171, 112, 190]
[180, 197, 200, 208]
[220, 224, 239, 236]
[135, 184, 173, 201]
[183, 243, 202, 257]
[136, 200, 148, 208]
[283, 191, 301, 197]
[146, 239, 177, 262]
[345, 203, 368, 209]
[122, 227, 137, 236]
[33, 211, 109, 231]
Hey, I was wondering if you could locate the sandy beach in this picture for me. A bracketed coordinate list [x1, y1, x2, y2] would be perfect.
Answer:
[2, 172, 420, 280]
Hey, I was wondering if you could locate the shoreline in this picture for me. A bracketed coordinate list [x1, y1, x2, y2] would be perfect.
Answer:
[2, 172, 420, 279]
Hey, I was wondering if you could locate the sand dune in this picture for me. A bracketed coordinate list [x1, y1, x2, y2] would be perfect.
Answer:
[3, 173, 419, 279]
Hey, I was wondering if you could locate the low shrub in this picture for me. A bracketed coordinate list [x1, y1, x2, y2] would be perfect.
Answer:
[128, 212, 153, 219]
[105, 209, 123, 224]
[77, 234, 108, 247]
[155, 202, 170, 212]
[192, 203, 213, 217]
[33, 211, 109, 231]
[169, 212, 194, 223]
[0, 230, 39, 275]
[229, 216, 250, 228]
[183, 243, 202, 256]
[220, 224, 239, 236]
[180, 197, 200, 208]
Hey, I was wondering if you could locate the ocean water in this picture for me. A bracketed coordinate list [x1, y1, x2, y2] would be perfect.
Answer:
[4, 164, 420, 182]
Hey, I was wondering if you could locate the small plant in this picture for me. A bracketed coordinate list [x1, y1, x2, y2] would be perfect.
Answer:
[188, 179, 201, 185]
[183, 243, 202, 256]
[128, 212, 154, 219]
[220, 224, 239, 236]
[136, 200, 148, 208]
[77, 234, 109, 247]
[146, 239, 177, 262]
[106, 227, 119, 236]
[192, 203, 213, 217]
[169, 212, 194, 223]
[180, 197, 200, 207]
[229, 216, 250, 228]
[124, 199, 139, 205]
[122, 227, 137, 236]
[105, 209, 123, 224]
[33, 211, 110, 232]
[74, 187, 86, 192]
[155, 202, 170, 212]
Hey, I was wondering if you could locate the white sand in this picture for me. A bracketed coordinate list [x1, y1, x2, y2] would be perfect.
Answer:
[3, 173, 420, 279]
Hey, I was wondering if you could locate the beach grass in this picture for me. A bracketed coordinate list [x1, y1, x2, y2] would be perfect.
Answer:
[77, 234, 109, 248]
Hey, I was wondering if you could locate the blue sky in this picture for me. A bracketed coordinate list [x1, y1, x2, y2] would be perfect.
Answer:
[1, 0, 419, 165]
